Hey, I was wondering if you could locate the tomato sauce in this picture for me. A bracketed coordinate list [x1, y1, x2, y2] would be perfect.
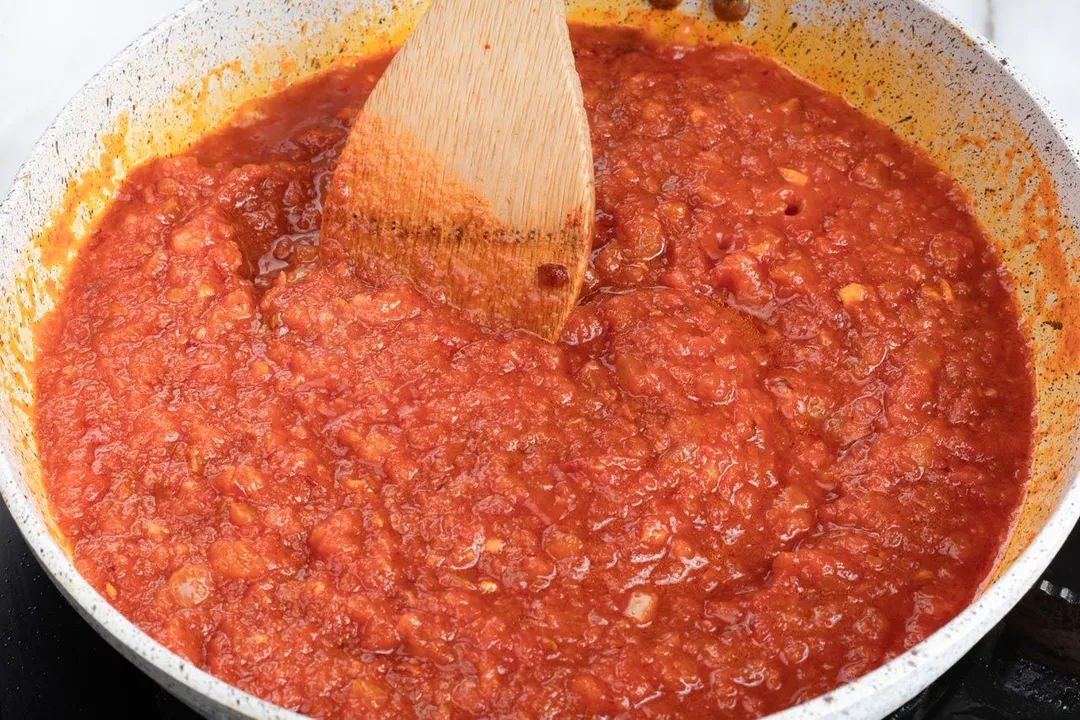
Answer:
[35, 26, 1035, 718]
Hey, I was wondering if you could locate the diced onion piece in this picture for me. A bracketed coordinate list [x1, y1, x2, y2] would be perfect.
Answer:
[939, 278, 955, 302]
[779, 167, 809, 186]
[624, 589, 658, 624]
[838, 283, 868, 307]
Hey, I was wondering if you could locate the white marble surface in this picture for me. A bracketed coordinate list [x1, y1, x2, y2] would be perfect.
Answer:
[935, 0, 1080, 134]
[0, 1, 187, 192]
[1, 0, 1077, 191]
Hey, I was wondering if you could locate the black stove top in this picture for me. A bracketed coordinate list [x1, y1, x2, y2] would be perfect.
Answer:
[887, 525, 1080, 720]
[2, 496, 1079, 719]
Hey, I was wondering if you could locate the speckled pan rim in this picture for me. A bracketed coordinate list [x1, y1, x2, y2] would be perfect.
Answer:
[0, 3, 304, 716]
[768, 0, 1080, 716]
[1, 1, 1079, 718]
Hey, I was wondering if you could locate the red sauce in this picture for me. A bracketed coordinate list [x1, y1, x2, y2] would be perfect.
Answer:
[35, 26, 1034, 718]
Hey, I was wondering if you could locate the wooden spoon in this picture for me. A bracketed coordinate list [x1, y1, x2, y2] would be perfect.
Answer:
[321, 0, 595, 342]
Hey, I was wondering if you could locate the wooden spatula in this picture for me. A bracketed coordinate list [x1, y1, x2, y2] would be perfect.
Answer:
[320, 0, 595, 342]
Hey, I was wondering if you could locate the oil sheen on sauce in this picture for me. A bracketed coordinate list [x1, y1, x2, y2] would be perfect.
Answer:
[34, 25, 1034, 718]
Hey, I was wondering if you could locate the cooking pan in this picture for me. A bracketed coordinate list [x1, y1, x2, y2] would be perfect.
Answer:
[2, 0, 1079, 718]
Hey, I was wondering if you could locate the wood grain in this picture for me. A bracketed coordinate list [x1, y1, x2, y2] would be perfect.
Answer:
[321, 0, 595, 341]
